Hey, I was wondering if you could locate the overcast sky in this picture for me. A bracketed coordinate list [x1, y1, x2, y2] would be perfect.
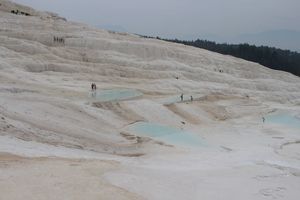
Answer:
[13, 0, 300, 40]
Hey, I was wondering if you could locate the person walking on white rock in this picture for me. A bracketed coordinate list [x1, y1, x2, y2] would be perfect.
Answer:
[91, 83, 97, 91]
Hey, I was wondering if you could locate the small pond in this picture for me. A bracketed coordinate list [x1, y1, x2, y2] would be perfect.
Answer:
[159, 94, 203, 105]
[265, 112, 300, 130]
[90, 89, 142, 102]
[128, 122, 205, 148]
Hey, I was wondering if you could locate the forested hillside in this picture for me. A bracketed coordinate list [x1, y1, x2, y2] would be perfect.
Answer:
[149, 37, 300, 77]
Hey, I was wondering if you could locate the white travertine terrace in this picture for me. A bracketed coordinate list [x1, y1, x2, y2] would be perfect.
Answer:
[0, 1, 300, 199]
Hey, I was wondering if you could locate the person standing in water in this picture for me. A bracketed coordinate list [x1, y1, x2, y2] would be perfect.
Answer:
[180, 94, 183, 101]
[190, 96, 193, 102]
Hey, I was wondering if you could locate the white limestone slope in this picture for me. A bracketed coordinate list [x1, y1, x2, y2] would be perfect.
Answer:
[0, 0, 300, 199]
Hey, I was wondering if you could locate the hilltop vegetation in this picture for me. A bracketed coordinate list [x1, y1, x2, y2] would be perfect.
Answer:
[144, 36, 300, 77]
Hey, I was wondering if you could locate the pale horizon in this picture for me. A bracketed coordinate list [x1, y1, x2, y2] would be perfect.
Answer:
[12, 0, 300, 51]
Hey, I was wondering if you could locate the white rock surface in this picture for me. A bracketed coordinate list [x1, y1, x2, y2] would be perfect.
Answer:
[0, 0, 300, 199]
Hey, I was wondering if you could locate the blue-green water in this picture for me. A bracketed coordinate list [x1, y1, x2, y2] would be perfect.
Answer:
[160, 94, 203, 105]
[90, 89, 142, 102]
[265, 113, 300, 130]
[128, 122, 205, 148]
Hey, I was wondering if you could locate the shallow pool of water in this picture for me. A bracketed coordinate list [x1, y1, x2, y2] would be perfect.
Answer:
[90, 89, 142, 102]
[128, 122, 205, 148]
[160, 94, 203, 105]
[265, 113, 300, 130]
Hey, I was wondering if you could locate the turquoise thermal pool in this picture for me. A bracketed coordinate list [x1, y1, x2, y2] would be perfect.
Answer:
[265, 112, 300, 130]
[160, 94, 203, 105]
[90, 89, 142, 102]
[128, 122, 205, 148]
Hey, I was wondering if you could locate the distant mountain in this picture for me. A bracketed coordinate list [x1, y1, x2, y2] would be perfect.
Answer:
[231, 30, 300, 53]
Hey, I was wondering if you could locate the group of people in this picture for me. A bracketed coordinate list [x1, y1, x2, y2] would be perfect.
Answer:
[53, 36, 65, 44]
[180, 94, 193, 102]
[91, 83, 97, 91]
[11, 10, 30, 16]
